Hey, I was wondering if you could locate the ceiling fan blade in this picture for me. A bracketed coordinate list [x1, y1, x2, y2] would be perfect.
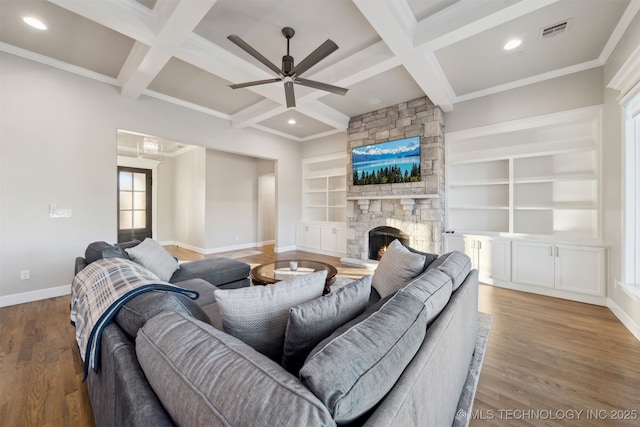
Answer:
[229, 78, 282, 89]
[228, 35, 282, 76]
[292, 39, 339, 76]
[284, 81, 296, 108]
[295, 78, 348, 96]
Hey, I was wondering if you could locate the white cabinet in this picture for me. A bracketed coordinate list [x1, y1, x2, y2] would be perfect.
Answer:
[320, 225, 347, 253]
[554, 244, 606, 296]
[464, 236, 511, 284]
[297, 222, 347, 256]
[511, 241, 555, 288]
[296, 224, 321, 250]
[512, 241, 606, 296]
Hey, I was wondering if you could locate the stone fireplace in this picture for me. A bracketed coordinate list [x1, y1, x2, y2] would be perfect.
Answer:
[342, 97, 445, 265]
[368, 226, 409, 260]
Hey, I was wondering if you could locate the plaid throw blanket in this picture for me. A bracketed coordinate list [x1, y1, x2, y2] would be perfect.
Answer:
[70, 257, 198, 379]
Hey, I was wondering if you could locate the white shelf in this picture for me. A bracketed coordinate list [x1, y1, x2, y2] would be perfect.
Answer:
[446, 106, 602, 241]
[302, 153, 347, 224]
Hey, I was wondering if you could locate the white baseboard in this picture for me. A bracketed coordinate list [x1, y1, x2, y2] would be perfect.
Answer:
[257, 240, 275, 247]
[275, 245, 297, 253]
[607, 298, 640, 342]
[166, 241, 259, 255]
[0, 284, 71, 308]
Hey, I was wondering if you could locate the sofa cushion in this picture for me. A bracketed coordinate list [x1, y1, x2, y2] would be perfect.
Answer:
[427, 251, 472, 291]
[125, 238, 179, 282]
[400, 268, 453, 324]
[114, 290, 210, 337]
[371, 239, 426, 298]
[214, 270, 327, 361]
[300, 290, 428, 424]
[169, 256, 250, 286]
[282, 275, 371, 376]
[136, 311, 336, 427]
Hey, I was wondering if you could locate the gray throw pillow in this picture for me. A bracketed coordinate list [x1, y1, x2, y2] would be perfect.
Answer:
[214, 270, 327, 361]
[282, 275, 372, 376]
[125, 238, 179, 282]
[427, 251, 472, 291]
[371, 239, 426, 298]
[400, 268, 453, 324]
[136, 311, 335, 427]
[300, 290, 428, 424]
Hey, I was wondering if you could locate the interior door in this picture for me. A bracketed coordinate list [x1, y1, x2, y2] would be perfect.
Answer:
[117, 166, 152, 243]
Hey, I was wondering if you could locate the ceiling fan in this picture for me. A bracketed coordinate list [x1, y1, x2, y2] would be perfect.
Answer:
[227, 27, 348, 108]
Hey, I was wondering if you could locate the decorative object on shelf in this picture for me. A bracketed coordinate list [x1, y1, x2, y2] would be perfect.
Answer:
[227, 27, 348, 108]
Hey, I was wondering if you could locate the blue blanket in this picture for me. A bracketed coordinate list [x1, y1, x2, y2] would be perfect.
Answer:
[70, 257, 198, 379]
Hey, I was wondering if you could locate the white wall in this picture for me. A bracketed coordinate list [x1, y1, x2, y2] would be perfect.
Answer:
[445, 67, 604, 132]
[0, 52, 301, 303]
[205, 149, 258, 250]
[301, 132, 347, 158]
[173, 147, 206, 249]
[156, 157, 175, 243]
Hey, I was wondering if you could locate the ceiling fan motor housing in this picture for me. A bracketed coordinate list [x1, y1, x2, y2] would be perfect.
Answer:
[282, 55, 294, 76]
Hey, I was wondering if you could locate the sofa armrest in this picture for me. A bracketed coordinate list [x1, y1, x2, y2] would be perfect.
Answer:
[87, 324, 175, 427]
[75, 256, 88, 276]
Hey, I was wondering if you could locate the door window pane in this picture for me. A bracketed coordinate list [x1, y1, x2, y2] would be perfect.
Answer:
[133, 192, 146, 210]
[133, 211, 146, 229]
[120, 191, 133, 210]
[119, 210, 132, 230]
[119, 172, 133, 191]
[133, 173, 146, 191]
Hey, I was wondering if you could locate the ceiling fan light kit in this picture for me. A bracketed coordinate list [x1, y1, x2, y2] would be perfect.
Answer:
[227, 27, 348, 108]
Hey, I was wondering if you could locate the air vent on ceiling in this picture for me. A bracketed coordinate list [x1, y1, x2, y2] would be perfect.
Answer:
[540, 19, 571, 39]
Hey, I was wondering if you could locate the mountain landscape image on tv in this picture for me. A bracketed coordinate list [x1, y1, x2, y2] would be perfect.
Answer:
[352, 136, 421, 185]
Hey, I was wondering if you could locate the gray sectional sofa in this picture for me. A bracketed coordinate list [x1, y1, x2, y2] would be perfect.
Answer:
[73, 241, 479, 427]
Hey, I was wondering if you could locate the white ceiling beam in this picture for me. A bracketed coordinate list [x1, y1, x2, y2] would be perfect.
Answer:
[353, 0, 456, 109]
[119, 0, 218, 99]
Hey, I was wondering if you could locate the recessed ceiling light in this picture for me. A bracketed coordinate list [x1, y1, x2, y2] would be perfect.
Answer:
[288, 119, 296, 125]
[368, 97, 382, 106]
[23, 17, 47, 30]
[503, 39, 522, 50]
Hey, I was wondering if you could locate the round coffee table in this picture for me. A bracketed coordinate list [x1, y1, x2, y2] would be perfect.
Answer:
[250, 260, 338, 294]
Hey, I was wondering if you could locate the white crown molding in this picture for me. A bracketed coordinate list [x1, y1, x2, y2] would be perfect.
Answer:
[608, 44, 640, 103]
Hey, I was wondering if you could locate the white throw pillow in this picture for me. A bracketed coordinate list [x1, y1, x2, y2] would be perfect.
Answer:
[371, 239, 426, 298]
[125, 238, 179, 282]
[214, 270, 327, 361]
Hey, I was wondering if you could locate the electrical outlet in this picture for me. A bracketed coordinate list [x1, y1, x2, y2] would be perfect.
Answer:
[20, 270, 30, 280]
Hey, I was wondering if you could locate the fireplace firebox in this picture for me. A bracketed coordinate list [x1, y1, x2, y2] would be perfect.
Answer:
[368, 226, 410, 260]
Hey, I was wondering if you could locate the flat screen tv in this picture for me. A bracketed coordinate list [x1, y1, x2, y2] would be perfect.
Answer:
[352, 136, 421, 185]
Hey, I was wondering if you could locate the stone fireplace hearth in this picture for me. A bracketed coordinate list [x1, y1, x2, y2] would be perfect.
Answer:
[342, 97, 445, 266]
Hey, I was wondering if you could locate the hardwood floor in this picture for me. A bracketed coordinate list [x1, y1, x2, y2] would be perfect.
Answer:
[1, 245, 638, 426]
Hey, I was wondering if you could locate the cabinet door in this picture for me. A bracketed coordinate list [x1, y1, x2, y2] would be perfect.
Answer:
[444, 234, 465, 253]
[512, 241, 555, 288]
[297, 224, 321, 249]
[555, 245, 605, 296]
[321, 226, 338, 252]
[476, 238, 511, 283]
[463, 238, 479, 269]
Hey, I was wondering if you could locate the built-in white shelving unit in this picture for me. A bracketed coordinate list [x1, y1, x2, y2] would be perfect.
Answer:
[444, 106, 607, 305]
[446, 106, 602, 241]
[298, 153, 347, 256]
[302, 153, 347, 223]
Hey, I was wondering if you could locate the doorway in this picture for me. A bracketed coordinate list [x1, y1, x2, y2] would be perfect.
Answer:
[117, 166, 152, 243]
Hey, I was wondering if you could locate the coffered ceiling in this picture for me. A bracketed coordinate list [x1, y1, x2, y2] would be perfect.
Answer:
[1, 0, 637, 142]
